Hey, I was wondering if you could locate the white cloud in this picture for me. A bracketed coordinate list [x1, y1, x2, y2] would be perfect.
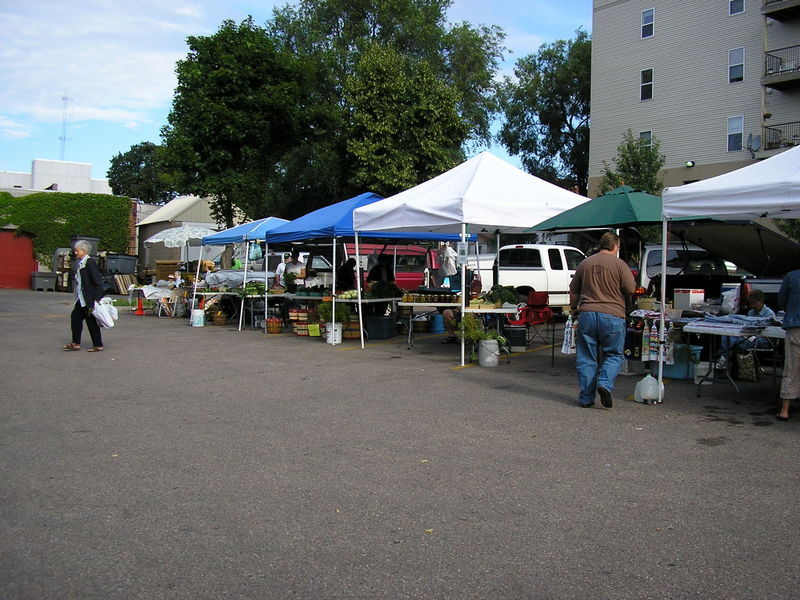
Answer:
[0, 116, 33, 139]
[0, 0, 207, 127]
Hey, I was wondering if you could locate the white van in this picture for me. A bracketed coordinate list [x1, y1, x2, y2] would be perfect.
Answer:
[468, 244, 585, 308]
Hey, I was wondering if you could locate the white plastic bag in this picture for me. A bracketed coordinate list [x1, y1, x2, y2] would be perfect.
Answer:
[561, 315, 577, 355]
[634, 374, 664, 404]
[93, 297, 118, 329]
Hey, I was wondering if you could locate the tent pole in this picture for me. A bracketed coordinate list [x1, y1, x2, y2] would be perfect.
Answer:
[264, 240, 274, 333]
[332, 236, 338, 348]
[461, 223, 467, 367]
[657, 218, 668, 402]
[239, 242, 249, 331]
[192, 246, 203, 320]
[355, 232, 365, 349]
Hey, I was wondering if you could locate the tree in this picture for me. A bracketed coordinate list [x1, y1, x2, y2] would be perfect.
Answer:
[159, 18, 311, 226]
[344, 44, 467, 195]
[498, 30, 590, 194]
[265, 0, 504, 213]
[107, 142, 175, 204]
[599, 129, 666, 195]
[776, 219, 800, 242]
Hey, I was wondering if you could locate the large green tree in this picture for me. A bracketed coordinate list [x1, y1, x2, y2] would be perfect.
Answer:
[345, 44, 467, 195]
[107, 142, 175, 204]
[160, 18, 312, 225]
[599, 129, 666, 195]
[498, 29, 591, 194]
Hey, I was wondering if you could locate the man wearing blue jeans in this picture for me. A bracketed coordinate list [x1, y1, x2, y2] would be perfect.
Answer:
[569, 232, 636, 408]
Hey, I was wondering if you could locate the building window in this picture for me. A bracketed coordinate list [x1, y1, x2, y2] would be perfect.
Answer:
[729, 0, 744, 15]
[639, 130, 652, 148]
[729, 47, 744, 83]
[641, 8, 654, 38]
[728, 116, 743, 151]
[640, 69, 653, 101]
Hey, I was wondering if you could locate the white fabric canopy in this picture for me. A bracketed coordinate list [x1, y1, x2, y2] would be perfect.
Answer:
[662, 146, 800, 219]
[352, 152, 589, 233]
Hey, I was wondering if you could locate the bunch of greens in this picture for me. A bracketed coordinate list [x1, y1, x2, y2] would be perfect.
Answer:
[485, 285, 519, 305]
[365, 280, 404, 299]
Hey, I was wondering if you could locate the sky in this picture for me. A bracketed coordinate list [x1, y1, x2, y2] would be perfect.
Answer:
[0, 0, 592, 181]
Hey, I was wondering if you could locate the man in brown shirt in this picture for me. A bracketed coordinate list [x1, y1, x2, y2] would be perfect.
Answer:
[569, 231, 636, 408]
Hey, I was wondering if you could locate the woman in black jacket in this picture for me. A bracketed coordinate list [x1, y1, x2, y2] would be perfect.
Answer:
[63, 239, 105, 352]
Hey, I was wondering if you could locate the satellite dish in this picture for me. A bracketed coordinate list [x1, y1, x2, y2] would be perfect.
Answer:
[746, 133, 761, 158]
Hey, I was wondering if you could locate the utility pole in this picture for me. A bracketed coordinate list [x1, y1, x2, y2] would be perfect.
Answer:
[59, 93, 72, 161]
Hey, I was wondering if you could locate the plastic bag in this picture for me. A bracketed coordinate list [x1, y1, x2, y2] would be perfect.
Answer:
[634, 374, 664, 403]
[561, 315, 577, 355]
[93, 300, 114, 328]
[721, 287, 739, 315]
[248, 243, 263, 261]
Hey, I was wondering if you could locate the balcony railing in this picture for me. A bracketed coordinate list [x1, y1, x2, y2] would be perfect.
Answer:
[764, 121, 800, 150]
[763, 44, 800, 89]
[762, 0, 800, 20]
[765, 45, 800, 75]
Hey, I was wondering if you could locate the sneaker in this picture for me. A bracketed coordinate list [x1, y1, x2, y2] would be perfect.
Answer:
[715, 355, 727, 370]
[597, 386, 613, 408]
[579, 402, 595, 408]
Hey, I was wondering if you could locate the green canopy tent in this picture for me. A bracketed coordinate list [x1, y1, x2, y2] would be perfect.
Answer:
[528, 185, 672, 231]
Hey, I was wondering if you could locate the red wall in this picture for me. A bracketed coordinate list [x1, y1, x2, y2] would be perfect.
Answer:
[0, 231, 37, 289]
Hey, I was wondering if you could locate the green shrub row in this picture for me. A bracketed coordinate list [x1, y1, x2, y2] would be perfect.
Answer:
[0, 192, 132, 269]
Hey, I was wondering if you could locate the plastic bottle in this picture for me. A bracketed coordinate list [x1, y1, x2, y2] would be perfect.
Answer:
[642, 320, 650, 360]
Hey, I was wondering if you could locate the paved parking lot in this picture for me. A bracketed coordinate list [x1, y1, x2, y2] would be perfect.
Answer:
[1, 288, 798, 599]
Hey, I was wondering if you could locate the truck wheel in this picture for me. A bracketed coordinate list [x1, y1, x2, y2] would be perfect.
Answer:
[515, 286, 534, 303]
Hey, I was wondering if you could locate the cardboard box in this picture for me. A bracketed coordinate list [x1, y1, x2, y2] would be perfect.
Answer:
[674, 289, 704, 311]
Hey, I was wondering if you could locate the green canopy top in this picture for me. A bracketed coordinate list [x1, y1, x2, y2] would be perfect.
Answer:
[528, 185, 697, 232]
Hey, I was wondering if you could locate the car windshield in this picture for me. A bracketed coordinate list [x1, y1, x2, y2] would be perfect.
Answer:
[646, 249, 728, 277]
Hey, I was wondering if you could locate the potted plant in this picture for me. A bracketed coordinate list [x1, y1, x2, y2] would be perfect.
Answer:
[317, 300, 352, 324]
[457, 313, 508, 365]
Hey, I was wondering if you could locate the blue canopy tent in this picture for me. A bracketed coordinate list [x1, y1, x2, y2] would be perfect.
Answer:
[201, 216, 288, 245]
[265, 192, 473, 344]
[196, 216, 289, 330]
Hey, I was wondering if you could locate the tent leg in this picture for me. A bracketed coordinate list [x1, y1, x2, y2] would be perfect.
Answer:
[355, 232, 365, 349]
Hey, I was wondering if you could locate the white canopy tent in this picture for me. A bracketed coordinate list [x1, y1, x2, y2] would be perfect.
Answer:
[353, 151, 589, 364]
[656, 146, 800, 400]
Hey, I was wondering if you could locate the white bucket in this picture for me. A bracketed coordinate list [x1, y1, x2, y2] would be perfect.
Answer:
[478, 339, 500, 367]
[325, 322, 343, 345]
[190, 309, 205, 327]
[694, 361, 712, 385]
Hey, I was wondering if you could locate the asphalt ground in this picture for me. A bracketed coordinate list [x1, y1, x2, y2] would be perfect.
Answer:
[1, 288, 798, 599]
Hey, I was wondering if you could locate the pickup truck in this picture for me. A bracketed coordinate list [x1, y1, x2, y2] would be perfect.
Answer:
[637, 242, 785, 311]
[467, 243, 586, 309]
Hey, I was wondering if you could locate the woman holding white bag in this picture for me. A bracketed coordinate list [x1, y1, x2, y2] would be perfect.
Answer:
[62, 239, 105, 352]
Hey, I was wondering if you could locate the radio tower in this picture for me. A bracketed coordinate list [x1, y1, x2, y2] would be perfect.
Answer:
[59, 93, 72, 161]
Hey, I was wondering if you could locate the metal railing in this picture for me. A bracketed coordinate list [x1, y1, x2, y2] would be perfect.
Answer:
[764, 44, 800, 75]
[764, 121, 800, 150]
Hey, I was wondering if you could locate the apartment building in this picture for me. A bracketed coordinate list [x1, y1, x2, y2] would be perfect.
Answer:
[588, 0, 800, 197]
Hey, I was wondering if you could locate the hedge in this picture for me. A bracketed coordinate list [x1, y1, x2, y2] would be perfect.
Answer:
[0, 192, 132, 269]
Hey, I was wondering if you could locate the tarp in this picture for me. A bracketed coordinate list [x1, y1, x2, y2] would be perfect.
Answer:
[662, 146, 800, 219]
[201, 217, 288, 245]
[352, 152, 589, 234]
[529, 185, 700, 231]
[265, 192, 469, 243]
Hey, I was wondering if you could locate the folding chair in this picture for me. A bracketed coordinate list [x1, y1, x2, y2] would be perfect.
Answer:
[505, 291, 555, 365]
[525, 291, 554, 346]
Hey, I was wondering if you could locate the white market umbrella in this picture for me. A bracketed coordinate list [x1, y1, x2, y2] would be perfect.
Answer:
[144, 225, 218, 248]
